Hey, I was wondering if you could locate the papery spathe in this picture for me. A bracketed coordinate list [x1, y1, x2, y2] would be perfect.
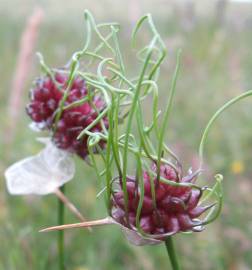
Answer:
[5, 138, 75, 195]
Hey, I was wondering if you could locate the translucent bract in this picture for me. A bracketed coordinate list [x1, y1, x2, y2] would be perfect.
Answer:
[5, 139, 75, 195]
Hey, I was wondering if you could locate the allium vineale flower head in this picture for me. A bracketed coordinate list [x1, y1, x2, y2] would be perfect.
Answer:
[111, 163, 213, 238]
[26, 71, 108, 159]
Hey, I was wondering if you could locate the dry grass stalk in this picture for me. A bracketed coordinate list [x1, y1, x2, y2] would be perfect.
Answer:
[40, 217, 113, 232]
[54, 188, 92, 232]
[6, 7, 44, 146]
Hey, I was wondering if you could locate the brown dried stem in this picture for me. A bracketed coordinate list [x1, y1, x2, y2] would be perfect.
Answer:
[54, 188, 92, 232]
[40, 217, 113, 233]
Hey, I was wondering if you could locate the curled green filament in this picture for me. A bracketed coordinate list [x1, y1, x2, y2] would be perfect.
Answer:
[199, 89, 252, 168]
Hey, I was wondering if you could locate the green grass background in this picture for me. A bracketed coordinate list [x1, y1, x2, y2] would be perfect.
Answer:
[1, 1, 252, 269]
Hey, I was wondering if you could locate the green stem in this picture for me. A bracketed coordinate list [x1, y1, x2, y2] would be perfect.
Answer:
[198, 89, 252, 168]
[58, 185, 65, 270]
[157, 50, 181, 182]
[165, 237, 181, 270]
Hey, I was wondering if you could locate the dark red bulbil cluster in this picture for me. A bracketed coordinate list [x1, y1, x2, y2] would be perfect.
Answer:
[26, 71, 108, 159]
[112, 163, 211, 239]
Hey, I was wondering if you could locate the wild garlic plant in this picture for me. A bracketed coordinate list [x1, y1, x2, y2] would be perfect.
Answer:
[40, 12, 225, 270]
[41, 11, 252, 269]
[6, 9, 252, 270]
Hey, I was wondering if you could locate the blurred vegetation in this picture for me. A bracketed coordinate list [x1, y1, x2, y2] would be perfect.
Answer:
[1, 0, 252, 269]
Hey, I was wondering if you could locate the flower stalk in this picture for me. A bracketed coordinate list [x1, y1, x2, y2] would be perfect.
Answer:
[58, 185, 65, 270]
[165, 237, 180, 270]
